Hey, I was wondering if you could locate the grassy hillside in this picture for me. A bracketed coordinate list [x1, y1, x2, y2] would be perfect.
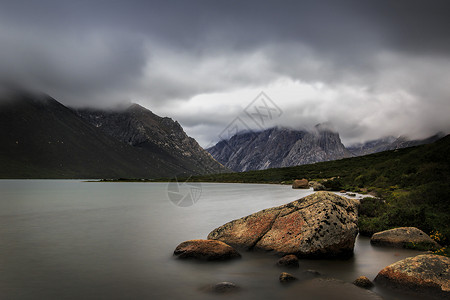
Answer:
[186, 135, 450, 247]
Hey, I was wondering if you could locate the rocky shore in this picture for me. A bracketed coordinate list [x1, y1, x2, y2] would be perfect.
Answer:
[173, 191, 447, 298]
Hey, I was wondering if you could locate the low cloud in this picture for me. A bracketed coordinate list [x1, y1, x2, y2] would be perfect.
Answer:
[0, 0, 449, 146]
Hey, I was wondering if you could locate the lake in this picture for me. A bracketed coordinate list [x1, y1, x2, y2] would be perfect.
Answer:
[0, 180, 431, 299]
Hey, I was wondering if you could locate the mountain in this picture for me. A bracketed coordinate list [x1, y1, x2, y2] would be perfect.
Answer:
[75, 104, 226, 176]
[207, 125, 353, 172]
[347, 133, 445, 156]
[0, 90, 226, 178]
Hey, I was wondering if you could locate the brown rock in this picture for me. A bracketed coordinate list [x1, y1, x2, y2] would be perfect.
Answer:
[371, 227, 441, 250]
[279, 272, 297, 283]
[208, 191, 359, 258]
[375, 254, 450, 297]
[310, 181, 326, 191]
[277, 254, 299, 268]
[292, 179, 309, 189]
[353, 276, 374, 289]
[173, 239, 241, 261]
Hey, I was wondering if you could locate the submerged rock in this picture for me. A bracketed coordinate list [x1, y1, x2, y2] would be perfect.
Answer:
[279, 272, 297, 283]
[173, 239, 241, 261]
[212, 282, 239, 293]
[200, 282, 240, 294]
[375, 254, 450, 297]
[371, 227, 441, 250]
[295, 278, 383, 300]
[292, 179, 309, 189]
[277, 254, 299, 268]
[208, 191, 359, 258]
[353, 276, 374, 289]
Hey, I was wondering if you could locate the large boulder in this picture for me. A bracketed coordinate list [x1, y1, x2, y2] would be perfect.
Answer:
[207, 191, 359, 258]
[371, 227, 441, 250]
[375, 254, 450, 297]
[173, 239, 241, 261]
[292, 179, 309, 189]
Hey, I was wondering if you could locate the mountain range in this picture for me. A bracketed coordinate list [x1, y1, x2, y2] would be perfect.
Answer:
[207, 126, 443, 172]
[0, 90, 226, 178]
[207, 125, 353, 172]
[1, 89, 444, 178]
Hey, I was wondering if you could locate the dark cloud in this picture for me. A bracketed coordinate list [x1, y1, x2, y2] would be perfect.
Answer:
[0, 0, 449, 144]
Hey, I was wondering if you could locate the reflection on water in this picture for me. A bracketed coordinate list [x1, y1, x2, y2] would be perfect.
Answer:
[0, 180, 431, 299]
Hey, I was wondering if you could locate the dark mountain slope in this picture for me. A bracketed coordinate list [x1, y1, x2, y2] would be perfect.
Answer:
[75, 104, 227, 175]
[0, 91, 223, 178]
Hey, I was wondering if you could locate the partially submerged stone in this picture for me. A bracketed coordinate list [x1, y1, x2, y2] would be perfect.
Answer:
[277, 254, 299, 268]
[375, 254, 450, 297]
[208, 191, 359, 258]
[173, 239, 241, 261]
[371, 227, 441, 250]
[353, 276, 374, 289]
[212, 282, 239, 293]
[279, 272, 297, 283]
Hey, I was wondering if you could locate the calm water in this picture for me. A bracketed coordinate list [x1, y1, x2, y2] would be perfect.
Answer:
[0, 180, 431, 300]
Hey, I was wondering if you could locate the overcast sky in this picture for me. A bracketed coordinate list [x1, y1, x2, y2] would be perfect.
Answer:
[1, 0, 449, 146]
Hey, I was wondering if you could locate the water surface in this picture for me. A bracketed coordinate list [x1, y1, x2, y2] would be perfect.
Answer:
[0, 180, 430, 299]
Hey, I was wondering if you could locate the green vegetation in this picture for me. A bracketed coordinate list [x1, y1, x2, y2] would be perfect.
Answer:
[183, 135, 450, 248]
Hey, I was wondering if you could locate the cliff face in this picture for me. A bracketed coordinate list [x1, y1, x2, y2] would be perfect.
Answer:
[207, 126, 353, 172]
[76, 104, 227, 175]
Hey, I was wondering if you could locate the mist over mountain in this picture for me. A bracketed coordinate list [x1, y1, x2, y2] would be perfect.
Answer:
[347, 133, 445, 156]
[207, 124, 445, 172]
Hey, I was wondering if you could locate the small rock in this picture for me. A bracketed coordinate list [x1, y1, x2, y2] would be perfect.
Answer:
[277, 254, 299, 268]
[353, 276, 374, 289]
[212, 282, 239, 293]
[371, 227, 441, 250]
[375, 254, 450, 297]
[292, 179, 309, 189]
[340, 190, 346, 193]
[174, 239, 241, 261]
[279, 272, 297, 283]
